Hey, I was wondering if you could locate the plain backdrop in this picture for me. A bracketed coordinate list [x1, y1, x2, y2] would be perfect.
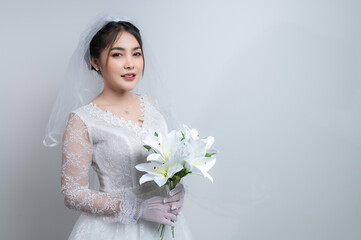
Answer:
[1, 0, 360, 240]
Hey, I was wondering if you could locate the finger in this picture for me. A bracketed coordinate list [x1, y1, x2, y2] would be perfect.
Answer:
[149, 196, 165, 204]
[165, 185, 170, 195]
[171, 204, 184, 215]
[170, 208, 180, 215]
[178, 205, 183, 214]
[160, 218, 175, 227]
[164, 212, 177, 221]
[147, 205, 165, 211]
[165, 191, 183, 203]
[162, 196, 168, 204]
[170, 199, 183, 210]
[160, 203, 172, 212]
[169, 183, 184, 196]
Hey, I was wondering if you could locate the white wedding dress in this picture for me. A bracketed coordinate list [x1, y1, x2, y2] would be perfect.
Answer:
[61, 94, 192, 240]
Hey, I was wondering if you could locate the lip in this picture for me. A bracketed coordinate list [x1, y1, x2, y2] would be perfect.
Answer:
[121, 73, 136, 81]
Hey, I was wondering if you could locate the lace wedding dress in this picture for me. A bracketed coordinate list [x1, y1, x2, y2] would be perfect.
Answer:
[61, 94, 192, 240]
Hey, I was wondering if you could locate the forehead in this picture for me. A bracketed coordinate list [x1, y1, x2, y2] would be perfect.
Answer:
[111, 31, 140, 48]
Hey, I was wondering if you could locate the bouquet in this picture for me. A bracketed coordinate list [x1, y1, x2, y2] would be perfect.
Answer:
[135, 124, 217, 239]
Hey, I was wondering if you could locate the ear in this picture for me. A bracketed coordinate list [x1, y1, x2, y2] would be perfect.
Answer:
[90, 56, 100, 70]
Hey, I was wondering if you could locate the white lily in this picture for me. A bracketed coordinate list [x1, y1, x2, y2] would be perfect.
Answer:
[143, 133, 163, 156]
[180, 124, 200, 141]
[202, 136, 217, 156]
[137, 125, 217, 240]
[143, 130, 185, 164]
[136, 130, 187, 186]
[135, 160, 184, 187]
[181, 125, 217, 156]
[184, 138, 216, 182]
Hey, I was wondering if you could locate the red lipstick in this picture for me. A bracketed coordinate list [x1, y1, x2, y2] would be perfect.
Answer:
[121, 73, 136, 81]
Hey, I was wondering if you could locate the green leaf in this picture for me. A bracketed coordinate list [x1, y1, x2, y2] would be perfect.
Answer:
[143, 145, 151, 151]
[154, 131, 158, 137]
[181, 131, 185, 141]
[174, 168, 191, 179]
[172, 175, 181, 187]
[205, 152, 216, 157]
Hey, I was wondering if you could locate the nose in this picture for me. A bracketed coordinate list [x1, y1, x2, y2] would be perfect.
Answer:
[124, 55, 134, 70]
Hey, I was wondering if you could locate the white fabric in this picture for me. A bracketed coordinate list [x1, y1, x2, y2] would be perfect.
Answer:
[62, 94, 192, 239]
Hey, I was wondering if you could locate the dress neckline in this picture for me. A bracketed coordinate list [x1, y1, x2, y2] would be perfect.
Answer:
[88, 94, 146, 129]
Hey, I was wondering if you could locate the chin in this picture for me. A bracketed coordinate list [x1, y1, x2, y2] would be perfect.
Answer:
[123, 87, 136, 92]
[121, 82, 138, 92]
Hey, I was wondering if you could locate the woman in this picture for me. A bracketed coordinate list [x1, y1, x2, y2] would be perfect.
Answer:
[44, 14, 192, 240]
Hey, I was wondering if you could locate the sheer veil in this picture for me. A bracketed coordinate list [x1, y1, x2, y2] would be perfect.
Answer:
[43, 12, 176, 148]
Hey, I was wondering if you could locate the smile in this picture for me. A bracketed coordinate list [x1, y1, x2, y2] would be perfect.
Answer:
[121, 73, 136, 81]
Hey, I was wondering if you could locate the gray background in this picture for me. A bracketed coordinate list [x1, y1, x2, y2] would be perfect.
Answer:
[1, 0, 360, 239]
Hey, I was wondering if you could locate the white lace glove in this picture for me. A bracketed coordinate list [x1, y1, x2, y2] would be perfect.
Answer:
[165, 183, 185, 216]
[138, 196, 177, 226]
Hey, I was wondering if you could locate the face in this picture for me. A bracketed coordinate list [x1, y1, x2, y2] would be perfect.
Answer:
[91, 31, 144, 92]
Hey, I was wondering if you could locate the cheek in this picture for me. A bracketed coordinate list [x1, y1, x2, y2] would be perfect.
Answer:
[137, 59, 144, 70]
[107, 60, 122, 72]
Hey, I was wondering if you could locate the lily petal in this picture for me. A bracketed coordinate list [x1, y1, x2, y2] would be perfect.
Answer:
[147, 153, 164, 162]
[203, 171, 214, 183]
[202, 136, 215, 150]
[135, 162, 161, 174]
[139, 173, 155, 184]
[143, 135, 163, 153]
[154, 175, 168, 187]
[194, 157, 216, 174]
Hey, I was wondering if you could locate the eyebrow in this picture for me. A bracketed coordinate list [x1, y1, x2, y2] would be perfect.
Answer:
[110, 46, 141, 51]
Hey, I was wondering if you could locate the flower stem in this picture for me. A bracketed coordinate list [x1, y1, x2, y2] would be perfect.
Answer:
[160, 223, 165, 240]
[159, 179, 179, 239]
[169, 180, 175, 238]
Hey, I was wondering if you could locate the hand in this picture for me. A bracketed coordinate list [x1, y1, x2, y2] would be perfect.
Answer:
[139, 196, 177, 226]
[165, 183, 185, 216]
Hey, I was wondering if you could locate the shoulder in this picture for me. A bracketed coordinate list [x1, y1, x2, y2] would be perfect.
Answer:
[69, 103, 93, 123]
[72, 103, 90, 115]
[64, 104, 93, 133]
[64, 105, 93, 144]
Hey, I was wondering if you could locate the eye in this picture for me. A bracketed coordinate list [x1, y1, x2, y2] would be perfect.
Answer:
[112, 53, 122, 57]
[134, 52, 142, 57]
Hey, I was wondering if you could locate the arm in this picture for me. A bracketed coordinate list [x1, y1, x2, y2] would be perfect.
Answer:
[61, 112, 141, 224]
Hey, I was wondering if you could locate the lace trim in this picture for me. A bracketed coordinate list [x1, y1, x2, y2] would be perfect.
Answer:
[86, 94, 147, 130]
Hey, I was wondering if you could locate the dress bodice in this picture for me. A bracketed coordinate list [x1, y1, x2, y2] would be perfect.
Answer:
[77, 95, 167, 194]
[61, 94, 169, 224]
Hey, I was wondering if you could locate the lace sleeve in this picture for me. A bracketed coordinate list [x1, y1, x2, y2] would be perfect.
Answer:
[61, 112, 142, 224]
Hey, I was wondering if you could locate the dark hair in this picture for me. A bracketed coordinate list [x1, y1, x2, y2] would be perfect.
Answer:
[89, 21, 145, 75]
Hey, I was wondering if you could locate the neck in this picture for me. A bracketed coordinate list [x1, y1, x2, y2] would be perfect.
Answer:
[98, 88, 135, 105]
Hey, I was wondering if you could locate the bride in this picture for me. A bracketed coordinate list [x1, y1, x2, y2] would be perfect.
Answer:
[43, 14, 192, 240]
